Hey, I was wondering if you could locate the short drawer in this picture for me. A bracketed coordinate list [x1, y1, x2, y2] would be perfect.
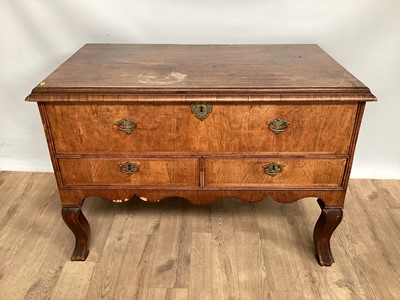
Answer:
[59, 158, 199, 186]
[46, 103, 357, 154]
[205, 158, 347, 188]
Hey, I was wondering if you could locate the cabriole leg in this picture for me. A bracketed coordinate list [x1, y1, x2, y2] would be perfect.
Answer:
[313, 198, 343, 266]
[61, 206, 91, 261]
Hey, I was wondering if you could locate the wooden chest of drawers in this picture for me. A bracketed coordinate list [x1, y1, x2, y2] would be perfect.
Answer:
[27, 44, 376, 266]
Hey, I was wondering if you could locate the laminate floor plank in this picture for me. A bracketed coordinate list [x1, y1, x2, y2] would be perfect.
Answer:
[0, 175, 61, 299]
[50, 261, 97, 300]
[0, 173, 56, 250]
[211, 198, 240, 300]
[232, 200, 259, 231]
[336, 191, 388, 299]
[253, 198, 302, 294]
[187, 205, 212, 233]
[149, 199, 192, 289]
[388, 208, 400, 233]
[372, 179, 400, 209]
[0, 172, 36, 229]
[267, 290, 305, 300]
[147, 287, 188, 300]
[0, 172, 399, 300]
[0, 212, 61, 299]
[16, 175, 74, 300]
[22, 218, 70, 300]
[113, 233, 158, 300]
[130, 201, 161, 235]
[353, 179, 390, 209]
[83, 197, 123, 263]
[234, 230, 264, 300]
[167, 288, 188, 299]
[338, 186, 396, 299]
[279, 210, 331, 300]
[350, 181, 400, 298]
[188, 232, 213, 300]
[84, 205, 137, 299]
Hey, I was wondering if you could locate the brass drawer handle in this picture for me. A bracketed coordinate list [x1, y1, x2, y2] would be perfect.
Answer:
[266, 117, 290, 134]
[114, 118, 138, 134]
[118, 161, 140, 175]
[191, 102, 212, 121]
[262, 162, 284, 177]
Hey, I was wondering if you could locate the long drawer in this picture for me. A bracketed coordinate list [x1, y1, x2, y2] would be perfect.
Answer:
[204, 158, 347, 188]
[46, 103, 357, 154]
[59, 158, 199, 186]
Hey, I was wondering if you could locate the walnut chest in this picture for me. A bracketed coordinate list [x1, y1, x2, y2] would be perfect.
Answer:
[26, 44, 376, 266]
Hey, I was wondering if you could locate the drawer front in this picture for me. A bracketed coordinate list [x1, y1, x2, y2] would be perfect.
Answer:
[205, 158, 346, 187]
[46, 103, 357, 154]
[59, 158, 199, 186]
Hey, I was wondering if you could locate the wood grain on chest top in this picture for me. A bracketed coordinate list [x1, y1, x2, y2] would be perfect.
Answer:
[27, 44, 374, 96]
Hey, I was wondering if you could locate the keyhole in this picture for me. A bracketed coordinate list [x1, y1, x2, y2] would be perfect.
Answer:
[199, 105, 205, 113]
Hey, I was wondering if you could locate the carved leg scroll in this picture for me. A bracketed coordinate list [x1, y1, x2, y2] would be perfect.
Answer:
[313, 199, 343, 266]
[61, 206, 91, 261]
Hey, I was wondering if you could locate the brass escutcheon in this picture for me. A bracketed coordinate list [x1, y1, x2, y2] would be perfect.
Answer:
[262, 162, 284, 177]
[118, 161, 140, 175]
[266, 117, 290, 134]
[114, 118, 138, 134]
[191, 102, 212, 121]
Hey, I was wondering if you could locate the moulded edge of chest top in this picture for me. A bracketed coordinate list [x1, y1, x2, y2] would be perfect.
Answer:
[25, 91, 377, 103]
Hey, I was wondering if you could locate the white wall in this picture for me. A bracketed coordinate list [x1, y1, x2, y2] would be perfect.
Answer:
[1, 0, 399, 178]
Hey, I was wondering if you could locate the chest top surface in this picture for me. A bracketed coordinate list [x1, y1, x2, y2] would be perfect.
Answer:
[27, 44, 375, 100]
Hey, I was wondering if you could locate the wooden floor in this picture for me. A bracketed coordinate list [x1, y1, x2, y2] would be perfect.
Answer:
[0, 172, 399, 299]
